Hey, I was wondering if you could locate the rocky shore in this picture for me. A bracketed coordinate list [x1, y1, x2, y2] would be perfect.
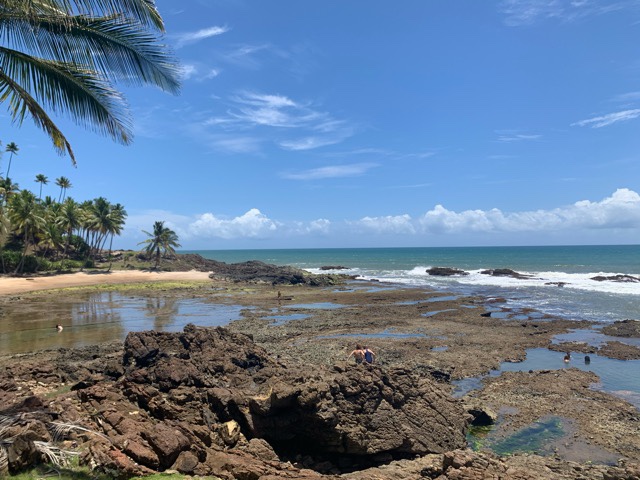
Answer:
[1, 258, 639, 479]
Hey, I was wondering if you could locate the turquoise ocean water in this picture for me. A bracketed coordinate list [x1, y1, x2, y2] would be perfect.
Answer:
[183, 245, 640, 323]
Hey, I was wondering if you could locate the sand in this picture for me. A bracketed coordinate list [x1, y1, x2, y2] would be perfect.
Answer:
[0, 270, 211, 295]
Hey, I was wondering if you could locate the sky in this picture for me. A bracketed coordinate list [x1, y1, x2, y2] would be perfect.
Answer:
[3, 0, 640, 250]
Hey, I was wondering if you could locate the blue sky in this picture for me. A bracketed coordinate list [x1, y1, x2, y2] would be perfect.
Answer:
[3, 0, 640, 249]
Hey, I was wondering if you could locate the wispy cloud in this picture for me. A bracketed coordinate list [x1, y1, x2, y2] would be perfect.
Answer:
[572, 109, 640, 128]
[500, 0, 630, 26]
[612, 91, 640, 103]
[199, 91, 355, 152]
[173, 25, 229, 48]
[496, 132, 542, 142]
[282, 163, 377, 180]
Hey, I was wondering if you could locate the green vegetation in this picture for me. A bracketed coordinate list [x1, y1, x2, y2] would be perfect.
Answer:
[0, 0, 180, 165]
[4, 466, 222, 480]
[0, 164, 129, 274]
[139, 221, 181, 269]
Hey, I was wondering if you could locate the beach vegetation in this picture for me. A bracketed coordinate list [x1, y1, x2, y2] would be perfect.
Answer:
[0, 0, 181, 165]
[139, 220, 181, 269]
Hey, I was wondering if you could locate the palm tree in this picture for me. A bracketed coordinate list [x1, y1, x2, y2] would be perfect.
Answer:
[8, 189, 45, 273]
[4, 142, 18, 177]
[35, 174, 48, 199]
[0, 0, 180, 165]
[106, 203, 127, 271]
[0, 176, 19, 205]
[55, 176, 72, 202]
[139, 221, 180, 269]
[56, 198, 82, 258]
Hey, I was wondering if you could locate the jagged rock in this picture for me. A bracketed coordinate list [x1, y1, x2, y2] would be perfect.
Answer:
[426, 267, 469, 276]
[480, 268, 532, 279]
[208, 260, 351, 286]
[591, 274, 640, 283]
[74, 325, 469, 476]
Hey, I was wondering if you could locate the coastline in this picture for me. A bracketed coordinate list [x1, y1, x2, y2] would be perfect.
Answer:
[1, 270, 639, 477]
[0, 270, 212, 295]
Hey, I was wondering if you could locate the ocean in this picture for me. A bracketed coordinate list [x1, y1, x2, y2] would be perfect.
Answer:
[183, 245, 640, 324]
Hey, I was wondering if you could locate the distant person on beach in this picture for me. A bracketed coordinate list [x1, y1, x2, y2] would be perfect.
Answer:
[347, 344, 365, 364]
[56, 324, 63, 332]
[363, 345, 376, 364]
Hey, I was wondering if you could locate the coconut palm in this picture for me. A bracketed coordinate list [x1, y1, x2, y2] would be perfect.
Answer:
[4, 142, 18, 177]
[7, 189, 45, 273]
[55, 176, 72, 202]
[0, 177, 19, 205]
[0, 0, 180, 165]
[139, 221, 180, 269]
[34, 173, 48, 199]
[57, 198, 81, 258]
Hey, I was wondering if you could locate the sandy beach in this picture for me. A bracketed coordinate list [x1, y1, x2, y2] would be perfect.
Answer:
[0, 270, 212, 295]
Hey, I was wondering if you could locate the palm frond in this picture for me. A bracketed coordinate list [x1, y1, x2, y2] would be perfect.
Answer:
[0, 68, 76, 164]
[0, 12, 180, 93]
[48, 421, 111, 443]
[1, 0, 165, 30]
[0, 46, 132, 143]
[33, 440, 79, 467]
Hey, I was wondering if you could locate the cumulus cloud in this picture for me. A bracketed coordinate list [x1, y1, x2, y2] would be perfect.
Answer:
[417, 188, 640, 233]
[120, 190, 640, 248]
[572, 109, 640, 128]
[189, 209, 278, 239]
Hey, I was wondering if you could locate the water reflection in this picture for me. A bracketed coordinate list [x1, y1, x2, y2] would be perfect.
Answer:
[0, 292, 245, 355]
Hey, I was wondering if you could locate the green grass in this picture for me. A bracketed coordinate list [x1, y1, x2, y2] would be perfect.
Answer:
[4, 466, 223, 479]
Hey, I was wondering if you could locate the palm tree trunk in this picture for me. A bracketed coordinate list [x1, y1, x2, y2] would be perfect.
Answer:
[107, 234, 114, 272]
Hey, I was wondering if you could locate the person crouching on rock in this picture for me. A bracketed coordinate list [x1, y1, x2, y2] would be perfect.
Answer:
[56, 323, 63, 332]
[347, 344, 365, 364]
[363, 345, 376, 364]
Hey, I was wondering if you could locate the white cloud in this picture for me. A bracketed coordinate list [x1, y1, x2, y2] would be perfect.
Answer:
[174, 25, 229, 48]
[179, 64, 197, 80]
[119, 190, 640, 248]
[352, 215, 416, 234]
[418, 188, 640, 233]
[572, 109, 640, 128]
[500, 0, 628, 26]
[189, 209, 278, 239]
[200, 91, 354, 152]
[496, 133, 542, 142]
[282, 163, 377, 180]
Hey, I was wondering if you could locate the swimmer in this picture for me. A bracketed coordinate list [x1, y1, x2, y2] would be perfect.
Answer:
[584, 355, 591, 364]
[563, 352, 571, 363]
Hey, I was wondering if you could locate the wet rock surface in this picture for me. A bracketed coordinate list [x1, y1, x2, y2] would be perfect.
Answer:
[1, 277, 640, 479]
[601, 319, 640, 338]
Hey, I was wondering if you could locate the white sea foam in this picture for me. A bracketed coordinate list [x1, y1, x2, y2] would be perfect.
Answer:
[309, 266, 640, 296]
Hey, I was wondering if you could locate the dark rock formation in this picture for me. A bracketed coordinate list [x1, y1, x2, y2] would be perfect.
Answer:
[208, 260, 352, 286]
[601, 319, 640, 338]
[319, 265, 349, 270]
[426, 267, 469, 276]
[480, 269, 532, 279]
[70, 325, 469, 477]
[591, 274, 640, 283]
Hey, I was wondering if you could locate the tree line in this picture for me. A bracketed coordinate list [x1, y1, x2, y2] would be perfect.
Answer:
[0, 146, 127, 273]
